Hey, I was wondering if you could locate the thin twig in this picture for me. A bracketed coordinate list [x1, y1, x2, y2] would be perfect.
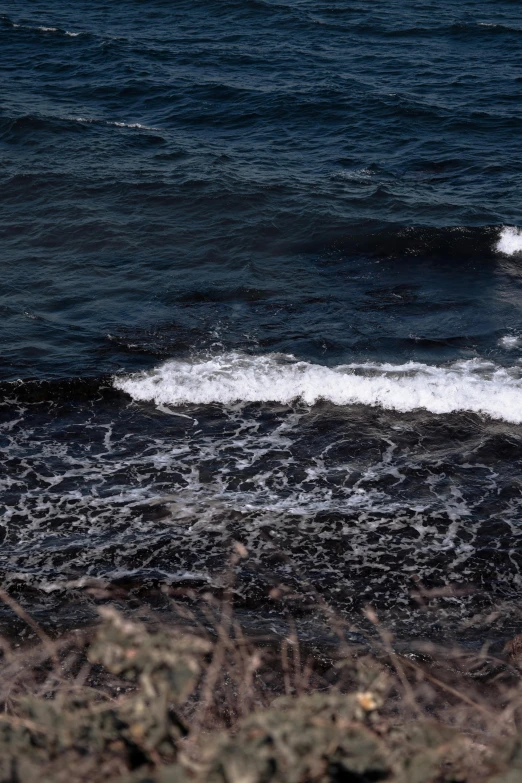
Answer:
[365, 606, 422, 719]
[0, 588, 58, 668]
[400, 656, 513, 732]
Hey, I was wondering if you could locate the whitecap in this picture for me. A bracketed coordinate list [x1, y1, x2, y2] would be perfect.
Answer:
[12, 23, 81, 36]
[110, 121, 160, 130]
[496, 226, 522, 255]
[114, 352, 522, 423]
[499, 335, 520, 349]
[478, 22, 520, 31]
[67, 117, 159, 131]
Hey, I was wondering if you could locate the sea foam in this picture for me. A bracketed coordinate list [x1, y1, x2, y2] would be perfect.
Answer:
[496, 226, 522, 255]
[68, 117, 159, 131]
[114, 352, 522, 423]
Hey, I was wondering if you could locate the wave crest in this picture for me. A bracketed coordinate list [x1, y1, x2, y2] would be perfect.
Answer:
[114, 352, 522, 423]
[496, 226, 522, 255]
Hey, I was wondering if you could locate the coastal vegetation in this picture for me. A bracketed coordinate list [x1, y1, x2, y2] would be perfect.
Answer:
[1, 575, 522, 783]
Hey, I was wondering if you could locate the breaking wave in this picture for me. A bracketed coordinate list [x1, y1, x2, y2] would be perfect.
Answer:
[7, 20, 81, 36]
[114, 352, 522, 423]
[70, 117, 160, 130]
[496, 226, 522, 255]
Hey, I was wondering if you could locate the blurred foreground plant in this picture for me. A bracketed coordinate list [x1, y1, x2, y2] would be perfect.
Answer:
[0, 594, 521, 782]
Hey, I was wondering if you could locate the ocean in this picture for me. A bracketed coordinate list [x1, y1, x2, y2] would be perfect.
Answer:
[1, 0, 522, 644]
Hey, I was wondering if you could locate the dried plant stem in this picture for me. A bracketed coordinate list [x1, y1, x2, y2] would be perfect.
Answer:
[364, 606, 422, 719]
[401, 655, 512, 731]
[0, 588, 58, 668]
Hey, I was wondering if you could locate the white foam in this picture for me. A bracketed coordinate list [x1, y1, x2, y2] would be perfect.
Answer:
[478, 22, 520, 30]
[496, 226, 522, 255]
[110, 121, 159, 130]
[500, 335, 520, 349]
[11, 23, 81, 35]
[68, 117, 159, 131]
[114, 352, 522, 423]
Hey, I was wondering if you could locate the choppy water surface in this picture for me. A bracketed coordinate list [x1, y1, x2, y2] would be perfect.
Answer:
[1, 0, 522, 641]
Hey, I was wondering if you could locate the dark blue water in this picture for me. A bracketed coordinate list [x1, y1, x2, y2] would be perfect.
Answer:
[2, 0, 522, 639]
